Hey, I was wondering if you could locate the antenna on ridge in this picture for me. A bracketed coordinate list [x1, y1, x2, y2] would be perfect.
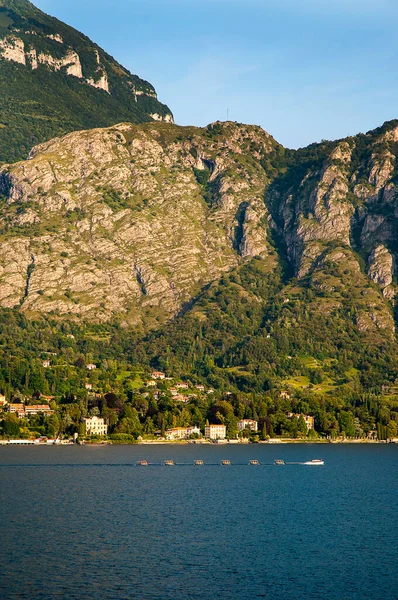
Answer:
[227, 108, 229, 121]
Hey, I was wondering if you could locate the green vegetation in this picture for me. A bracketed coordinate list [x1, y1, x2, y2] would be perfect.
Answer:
[0, 256, 397, 441]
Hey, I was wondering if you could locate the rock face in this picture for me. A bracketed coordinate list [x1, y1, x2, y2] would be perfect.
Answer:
[0, 33, 116, 92]
[368, 245, 395, 299]
[267, 122, 398, 338]
[0, 52, 398, 343]
[0, 121, 278, 326]
[280, 141, 354, 277]
[0, 0, 173, 162]
[0, 34, 25, 64]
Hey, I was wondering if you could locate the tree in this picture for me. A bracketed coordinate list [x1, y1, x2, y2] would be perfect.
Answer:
[338, 411, 355, 438]
[297, 415, 307, 437]
[387, 420, 397, 439]
[2, 415, 20, 438]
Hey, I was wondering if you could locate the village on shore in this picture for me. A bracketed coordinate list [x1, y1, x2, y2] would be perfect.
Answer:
[1, 366, 397, 446]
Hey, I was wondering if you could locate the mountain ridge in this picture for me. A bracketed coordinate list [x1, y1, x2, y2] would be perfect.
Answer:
[0, 0, 173, 163]
[0, 117, 397, 344]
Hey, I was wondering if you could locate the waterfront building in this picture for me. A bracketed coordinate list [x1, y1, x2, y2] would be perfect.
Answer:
[165, 426, 201, 440]
[83, 416, 108, 436]
[186, 426, 201, 437]
[205, 424, 226, 440]
[165, 427, 189, 440]
[237, 419, 258, 432]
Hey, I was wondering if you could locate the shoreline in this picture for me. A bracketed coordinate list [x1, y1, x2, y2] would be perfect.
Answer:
[0, 439, 394, 446]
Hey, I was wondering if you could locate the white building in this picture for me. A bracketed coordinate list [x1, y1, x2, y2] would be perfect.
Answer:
[187, 426, 201, 437]
[237, 419, 258, 432]
[0, 394, 6, 407]
[165, 426, 201, 440]
[85, 383, 93, 391]
[83, 416, 108, 436]
[86, 364, 97, 371]
[205, 424, 226, 440]
[165, 427, 188, 440]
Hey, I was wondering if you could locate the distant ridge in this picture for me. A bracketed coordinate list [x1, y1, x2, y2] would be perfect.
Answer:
[0, 0, 173, 162]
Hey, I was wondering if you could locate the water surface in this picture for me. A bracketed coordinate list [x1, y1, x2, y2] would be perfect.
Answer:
[0, 444, 397, 599]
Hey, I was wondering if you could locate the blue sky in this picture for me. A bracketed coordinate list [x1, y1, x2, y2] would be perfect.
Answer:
[34, 0, 398, 148]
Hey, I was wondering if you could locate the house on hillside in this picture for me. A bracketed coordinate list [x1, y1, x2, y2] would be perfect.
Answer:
[40, 395, 55, 402]
[25, 405, 54, 416]
[86, 364, 97, 371]
[174, 394, 189, 403]
[151, 371, 165, 380]
[8, 404, 25, 418]
[175, 382, 189, 389]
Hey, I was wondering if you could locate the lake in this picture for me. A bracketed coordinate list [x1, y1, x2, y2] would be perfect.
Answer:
[0, 444, 397, 599]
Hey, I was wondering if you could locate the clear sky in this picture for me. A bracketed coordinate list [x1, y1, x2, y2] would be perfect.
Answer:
[34, 0, 398, 148]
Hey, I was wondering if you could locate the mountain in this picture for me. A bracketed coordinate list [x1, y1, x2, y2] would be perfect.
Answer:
[1, 117, 398, 395]
[1, 117, 397, 336]
[0, 0, 173, 163]
[0, 120, 278, 326]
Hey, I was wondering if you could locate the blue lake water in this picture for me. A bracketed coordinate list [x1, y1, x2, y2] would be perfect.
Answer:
[0, 443, 397, 600]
